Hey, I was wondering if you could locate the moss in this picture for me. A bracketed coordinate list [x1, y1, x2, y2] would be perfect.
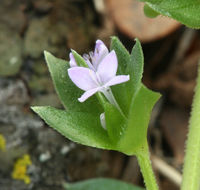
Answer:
[12, 154, 32, 184]
[0, 134, 6, 151]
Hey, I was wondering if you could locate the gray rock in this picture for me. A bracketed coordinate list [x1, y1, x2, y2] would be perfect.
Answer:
[0, 0, 25, 32]
[0, 105, 43, 143]
[0, 24, 23, 76]
[24, 17, 67, 58]
[30, 93, 61, 108]
[0, 79, 29, 105]
[28, 75, 54, 93]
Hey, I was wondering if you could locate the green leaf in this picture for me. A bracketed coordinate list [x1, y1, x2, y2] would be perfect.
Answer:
[71, 50, 88, 67]
[118, 85, 161, 155]
[104, 103, 126, 143]
[64, 178, 144, 190]
[110, 36, 130, 75]
[111, 38, 158, 155]
[139, 0, 200, 28]
[110, 37, 131, 115]
[143, 4, 160, 18]
[126, 39, 144, 102]
[110, 38, 144, 116]
[32, 106, 114, 150]
[44, 51, 102, 114]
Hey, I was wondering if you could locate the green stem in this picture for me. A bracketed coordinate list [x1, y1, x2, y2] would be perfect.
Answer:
[181, 64, 200, 190]
[136, 144, 159, 190]
[103, 88, 126, 119]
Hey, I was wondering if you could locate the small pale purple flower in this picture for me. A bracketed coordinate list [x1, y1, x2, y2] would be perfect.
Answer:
[68, 40, 130, 103]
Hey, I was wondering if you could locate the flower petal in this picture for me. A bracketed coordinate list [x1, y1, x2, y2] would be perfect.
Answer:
[78, 87, 101, 102]
[68, 67, 99, 91]
[104, 75, 130, 88]
[93, 40, 109, 69]
[95, 40, 109, 57]
[97, 50, 118, 84]
[100, 112, 106, 130]
[69, 52, 77, 67]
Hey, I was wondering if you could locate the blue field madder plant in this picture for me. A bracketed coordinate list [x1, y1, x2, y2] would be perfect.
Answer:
[32, 37, 161, 190]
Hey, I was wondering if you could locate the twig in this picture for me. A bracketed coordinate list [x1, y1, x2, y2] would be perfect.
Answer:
[169, 28, 196, 71]
[152, 155, 182, 186]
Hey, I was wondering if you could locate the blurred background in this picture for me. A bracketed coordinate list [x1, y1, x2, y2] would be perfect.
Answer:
[0, 0, 199, 190]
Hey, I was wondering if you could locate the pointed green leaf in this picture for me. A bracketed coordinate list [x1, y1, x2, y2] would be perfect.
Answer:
[114, 39, 161, 155]
[110, 38, 144, 116]
[44, 51, 102, 114]
[110, 36, 130, 75]
[126, 39, 144, 102]
[71, 50, 88, 67]
[140, 0, 200, 28]
[32, 106, 113, 150]
[118, 85, 161, 155]
[110, 37, 131, 115]
[64, 178, 144, 190]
